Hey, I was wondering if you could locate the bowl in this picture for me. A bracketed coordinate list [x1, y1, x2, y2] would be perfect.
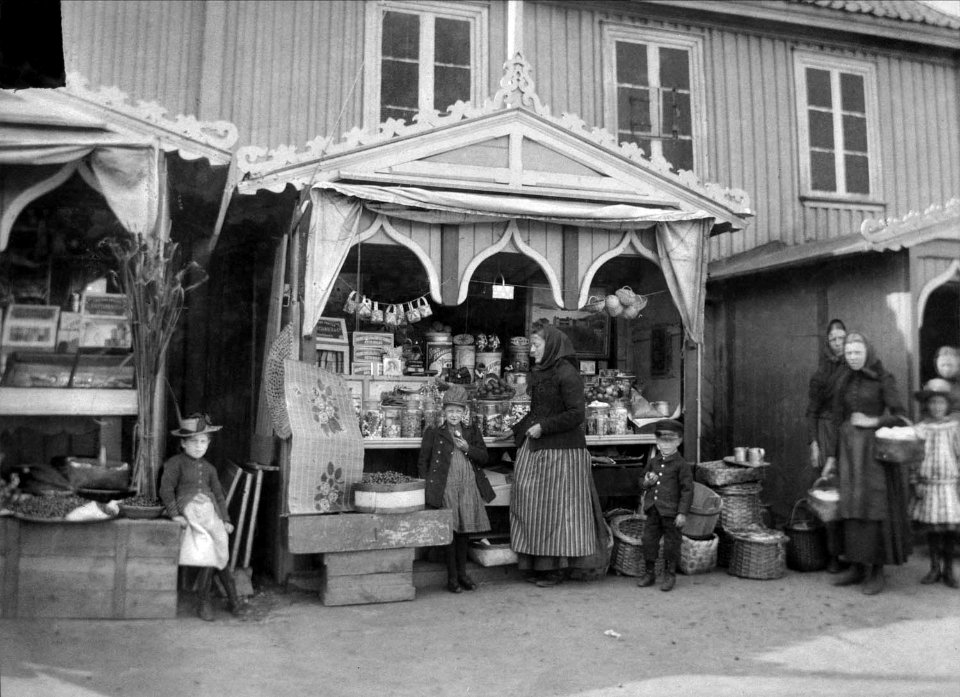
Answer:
[119, 503, 165, 519]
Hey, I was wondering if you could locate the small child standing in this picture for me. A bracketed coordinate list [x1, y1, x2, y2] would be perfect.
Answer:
[159, 413, 247, 620]
[637, 419, 693, 592]
[418, 385, 495, 593]
[911, 379, 960, 589]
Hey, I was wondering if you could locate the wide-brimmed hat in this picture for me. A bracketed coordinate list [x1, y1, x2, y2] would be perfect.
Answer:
[442, 385, 469, 408]
[654, 419, 683, 437]
[171, 413, 223, 437]
[914, 378, 953, 402]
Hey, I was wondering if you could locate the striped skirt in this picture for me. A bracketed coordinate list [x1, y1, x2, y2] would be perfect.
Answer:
[510, 442, 597, 558]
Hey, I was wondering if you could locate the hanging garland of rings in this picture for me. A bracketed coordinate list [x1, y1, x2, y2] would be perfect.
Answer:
[342, 290, 434, 329]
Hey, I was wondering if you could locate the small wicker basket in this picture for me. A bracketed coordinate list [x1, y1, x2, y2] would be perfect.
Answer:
[726, 526, 788, 580]
[610, 514, 646, 576]
[716, 482, 763, 530]
[581, 295, 606, 313]
[694, 460, 766, 487]
[806, 476, 840, 523]
[678, 534, 718, 575]
[784, 499, 828, 572]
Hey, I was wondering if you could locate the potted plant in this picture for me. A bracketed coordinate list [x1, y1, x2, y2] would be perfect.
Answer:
[105, 233, 206, 500]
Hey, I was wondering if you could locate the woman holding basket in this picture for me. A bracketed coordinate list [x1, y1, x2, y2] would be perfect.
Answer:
[823, 332, 910, 595]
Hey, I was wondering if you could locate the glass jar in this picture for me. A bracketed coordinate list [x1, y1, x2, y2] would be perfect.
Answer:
[381, 405, 402, 438]
[422, 397, 439, 431]
[475, 399, 507, 436]
[361, 399, 383, 438]
[401, 405, 423, 438]
[506, 396, 531, 428]
[586, 402, 611, 436]
[610, 399, 630, 435]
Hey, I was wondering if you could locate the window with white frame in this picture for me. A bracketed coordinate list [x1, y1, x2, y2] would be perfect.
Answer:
[364, 1, 487, 128]
[794, 53, 880, 200]
[602, 24, 705, 174]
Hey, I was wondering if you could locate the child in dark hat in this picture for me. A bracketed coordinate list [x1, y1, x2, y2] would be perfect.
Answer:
[636, 418, 693, 591]
[418, 385, 494, 593]
[159, 413, 247, 620]
[910, 379, 960, 588]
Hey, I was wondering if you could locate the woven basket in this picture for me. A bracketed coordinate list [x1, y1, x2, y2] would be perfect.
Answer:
[716, 528, 734, 567]
[806, 476, 840, 523]
[784, 499, 828, 572]
[727, 526, 787, 580]
[716, 482, 762, 530]
[695, 460, 766, 487]
[678, 534, 718, 575]
[610, 514, 646, 576]
[874, 436, 924, 464]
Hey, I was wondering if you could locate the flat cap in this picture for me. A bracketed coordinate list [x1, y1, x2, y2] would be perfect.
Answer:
[654, 419, 683, 436]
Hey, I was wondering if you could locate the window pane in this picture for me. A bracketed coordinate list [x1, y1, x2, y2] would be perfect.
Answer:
[661, 90, 690, 137]
[616, 42, 648, 86]
[618, 87, 651, 134]
[806, 68, 832, 108]
[382, 11, 419, 60]
[845, 154, 870, 194]
[843, 114, 868, 153]
[382, 105, 417, 123]
[840, 72, 865, 113]
[810, 151, 837, 191]
[435, 65, 470, 112]
[381, 59, 419, 117]
[808, 110, 834, 149]
[435, 17, 470, 66]
[662, 138, 693, 172]
[659, 48, 689, 90]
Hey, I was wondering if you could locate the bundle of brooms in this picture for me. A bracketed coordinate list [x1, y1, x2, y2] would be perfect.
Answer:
[105, 233, 206, 498]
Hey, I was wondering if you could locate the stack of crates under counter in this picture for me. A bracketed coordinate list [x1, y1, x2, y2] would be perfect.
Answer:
[694, 458, 786, 580]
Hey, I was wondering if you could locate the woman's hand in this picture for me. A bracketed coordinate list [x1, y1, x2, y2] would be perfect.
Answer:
[850, 412, 879, 428]
[173, 515, 188, 529]
[525, 423, 543, 440]
[809, 441, 821, 469]
[223, 521, 235, 534]
[822, 456, 837, 478]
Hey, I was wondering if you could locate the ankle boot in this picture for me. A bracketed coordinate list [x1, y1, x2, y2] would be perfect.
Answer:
[445, 542, 461, 593]
[921, 548, 942, 585]
[861, 565, 885, 595]
[833, 563, 866, 586]
[217, 569, 248, 616]
[660, 561, 677, 592]
[942, 537, 958, 589]
[454, 535, 476, 590]
[636, 560, 656, 588]
[197, 568, 215, 621]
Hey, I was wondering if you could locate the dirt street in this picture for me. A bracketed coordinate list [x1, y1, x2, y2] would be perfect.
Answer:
[2, 554, 958, 697]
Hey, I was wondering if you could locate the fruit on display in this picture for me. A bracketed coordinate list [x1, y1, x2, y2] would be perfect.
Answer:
[475, 374, 515, 400]
[584, 380, 628, 402]
[361, 471, 418, 485]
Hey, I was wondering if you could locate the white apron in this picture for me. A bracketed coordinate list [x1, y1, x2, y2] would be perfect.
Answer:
[179, 494, 230, 569]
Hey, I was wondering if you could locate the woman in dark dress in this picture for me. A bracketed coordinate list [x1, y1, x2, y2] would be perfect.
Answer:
[824, 332, 910, 595]
[500, 325, 598, 587]
[805, 318, 847, 572]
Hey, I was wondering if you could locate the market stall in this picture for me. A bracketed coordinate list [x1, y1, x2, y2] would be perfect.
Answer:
[237, 54, 752, 593]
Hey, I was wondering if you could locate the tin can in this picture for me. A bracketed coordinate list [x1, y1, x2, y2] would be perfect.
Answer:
[425, 333, 453, 374]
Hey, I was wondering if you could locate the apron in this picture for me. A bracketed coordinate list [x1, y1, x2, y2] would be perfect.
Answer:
[179, 494, 230, 569]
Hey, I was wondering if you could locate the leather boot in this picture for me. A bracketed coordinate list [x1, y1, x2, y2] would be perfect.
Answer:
[445, 543, 461, 593]
[636, 560, 656, 588]
[861, 565, 885, 595]
[455, 535, 476, 591]
[660, 561, 676, 592]
[942, 536, 958, 589]
[921, 545, 941, 585]
[217, 569, 248, 616]
[832, 562, 866, 586]
[196, 568, 215, 621]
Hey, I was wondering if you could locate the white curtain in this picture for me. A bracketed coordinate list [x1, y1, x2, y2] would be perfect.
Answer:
[656, 218, 712, 344]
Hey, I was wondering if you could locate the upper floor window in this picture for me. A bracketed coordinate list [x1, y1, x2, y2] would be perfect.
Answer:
[602, 24, 705, 174]
[794, 53, 880, 201]
[364, 1, 488, 128]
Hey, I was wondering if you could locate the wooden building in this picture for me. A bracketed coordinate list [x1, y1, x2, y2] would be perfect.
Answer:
[33, 0, 960, 545]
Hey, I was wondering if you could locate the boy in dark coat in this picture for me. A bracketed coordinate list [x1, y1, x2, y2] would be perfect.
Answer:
[637, 419, 693, 591]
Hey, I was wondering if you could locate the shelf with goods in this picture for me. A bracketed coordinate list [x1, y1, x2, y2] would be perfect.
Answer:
[359, 433, 656, 449]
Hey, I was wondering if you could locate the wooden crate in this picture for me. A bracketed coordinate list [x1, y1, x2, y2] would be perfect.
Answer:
[322, 548, 415, 606]
[0, 517, 181, 619]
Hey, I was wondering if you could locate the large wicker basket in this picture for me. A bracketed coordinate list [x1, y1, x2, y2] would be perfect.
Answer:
[716, 482, 763, 530]
[610, 514, 646, 576]
[695, 460, 766, 487]
[727, 526, 788, 580]
[678, 534, 718, 575]
[784, 499, 828, 572]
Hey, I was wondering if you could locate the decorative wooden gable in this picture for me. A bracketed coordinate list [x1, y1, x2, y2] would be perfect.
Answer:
[238, 53, 751, 231]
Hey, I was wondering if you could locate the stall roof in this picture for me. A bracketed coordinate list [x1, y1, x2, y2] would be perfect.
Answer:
[238, 53, 752, 234]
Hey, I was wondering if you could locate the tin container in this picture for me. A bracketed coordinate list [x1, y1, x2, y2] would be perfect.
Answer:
[425, 333, 453, 374]
[475, 351, 502, 378]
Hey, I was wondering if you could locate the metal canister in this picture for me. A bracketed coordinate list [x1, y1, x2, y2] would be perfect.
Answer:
[425, 332, 453, 374]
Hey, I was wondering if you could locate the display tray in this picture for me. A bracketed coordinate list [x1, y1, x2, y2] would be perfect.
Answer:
[723, 456, 770, 468]
[13, 511, 119, 524]
[1, 351, 134, 388]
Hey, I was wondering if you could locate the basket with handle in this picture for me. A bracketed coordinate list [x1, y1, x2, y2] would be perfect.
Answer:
[726, 526, 788, 580]
[610, 513, 646, 576]
[582, 295, 606, 313]
[875, 416, 923, 464]
[678, 533, 718, 575]
[694, 460, 766, 487]
[806, 475, 840, 523]
[784, 498, 828, 571]
[716, 482, 763, 530]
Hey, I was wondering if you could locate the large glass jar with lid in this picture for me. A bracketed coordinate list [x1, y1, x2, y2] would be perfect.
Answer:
[610, 399, 630, 435]
[586, 401, 611, 436]
[381, 405, 402, 438]
[401, 404, 423, 438]
[361, 399, 383, 438]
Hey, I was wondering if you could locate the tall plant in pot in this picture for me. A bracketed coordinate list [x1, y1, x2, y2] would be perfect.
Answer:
[105, 233, 207, 499]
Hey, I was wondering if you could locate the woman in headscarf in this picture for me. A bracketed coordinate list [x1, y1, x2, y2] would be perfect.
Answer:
[823, 332, 910, 595]
[804, 319, 848, 572]
[499, 324, 598, 587]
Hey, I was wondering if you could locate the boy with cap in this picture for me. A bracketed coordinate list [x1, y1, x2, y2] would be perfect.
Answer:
[636, 419, 693, 591]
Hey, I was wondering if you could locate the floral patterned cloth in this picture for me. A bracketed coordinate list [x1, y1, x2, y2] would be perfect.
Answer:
[283, 360, 364, 514]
